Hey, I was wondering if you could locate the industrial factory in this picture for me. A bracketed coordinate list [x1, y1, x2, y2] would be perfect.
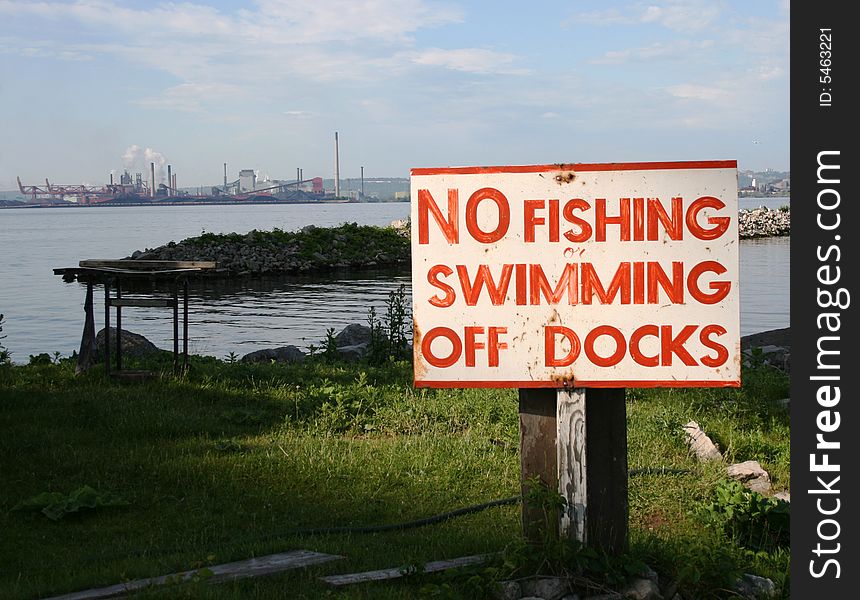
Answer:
[9, 132, 382, 207]
[16, 165, 328, 206]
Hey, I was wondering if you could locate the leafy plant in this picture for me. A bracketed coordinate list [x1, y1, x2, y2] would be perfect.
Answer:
[367, 284, 411, 364]
[700, 478, 789, 551]
[0, 313, 9, 364]
[13, 485, 128, 521]
[28, 353, 53, 366]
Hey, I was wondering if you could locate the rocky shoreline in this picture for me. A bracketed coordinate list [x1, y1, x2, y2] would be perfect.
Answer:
[126, 207, 788, 278]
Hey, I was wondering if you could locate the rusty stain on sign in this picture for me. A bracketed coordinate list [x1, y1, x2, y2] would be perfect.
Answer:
[554, 171, 576, 184]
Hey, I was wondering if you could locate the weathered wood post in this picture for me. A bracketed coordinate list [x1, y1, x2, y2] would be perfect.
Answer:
[557, 387, 628, 554]
[519, 389, 558, 540]
[75, 281, 96, 374]
[520, 387, 628, 553]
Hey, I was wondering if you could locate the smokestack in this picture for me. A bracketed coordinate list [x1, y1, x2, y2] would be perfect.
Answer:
[297, 168, 300, 188]
[334, 131, 340, 198]
[224, 162, 228, 191]
[361, 166, 364, 198]
[110, 172, 114, 186]
[173, 173, 177, 194]
[167, 165, 172, 196]
[150, 162, 155, 197]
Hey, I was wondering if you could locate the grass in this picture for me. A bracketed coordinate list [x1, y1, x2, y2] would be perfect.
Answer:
[0, 353, 789, 599]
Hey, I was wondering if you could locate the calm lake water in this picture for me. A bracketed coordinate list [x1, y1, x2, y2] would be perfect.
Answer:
[0, 198, 788, 362]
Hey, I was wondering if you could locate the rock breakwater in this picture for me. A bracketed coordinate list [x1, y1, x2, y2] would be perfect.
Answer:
[738, 206, 790, 238]
[129, 222, 410, 276]
[127, 208, 788, 278]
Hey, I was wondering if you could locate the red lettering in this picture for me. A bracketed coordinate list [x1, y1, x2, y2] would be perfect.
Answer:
[524, 199, 544, 243]
[660, 324, 698, 366]
[427, 264, 455, 307]
[488, 327, 508, 367]
[647, 261, 684, 304]
[465, 187, 510, 243]
[584, 325, 626, 367]
[633, 197, 645, 241]
[418, 188, 458, 244]
[422, 327, 461, 368]
[581, 262, 631, 304]
[630, 324, 659, 366]
[594, 197, 631, 242]
[700, 324, 729, 367]
[687, 196, 730, 240]
[562, 199, 592, 242]
[688, 260, 731, 304]
[647, 197, 684, 240]
[456, 264, 513, 306]
[545, 326, 581, 367]
[464, 327, 485, 367]
[530, 263, 578, 305]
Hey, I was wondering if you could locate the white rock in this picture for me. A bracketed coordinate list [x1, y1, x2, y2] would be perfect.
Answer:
[623, 577, 663, 600]
[733, 573, 776, 599]
[727, 460, 772, 494]
[683, 421, 722, 462]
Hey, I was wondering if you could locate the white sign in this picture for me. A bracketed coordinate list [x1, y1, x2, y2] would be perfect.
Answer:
[410, 161, 740, 388]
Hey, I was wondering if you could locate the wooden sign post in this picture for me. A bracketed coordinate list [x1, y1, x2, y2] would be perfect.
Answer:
[410, 161, 740, 552]
[520, 388, 627, 552]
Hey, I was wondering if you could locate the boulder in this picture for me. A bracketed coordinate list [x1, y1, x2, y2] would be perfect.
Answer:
[335, 323, 373, 347]
[733, 573, 776, 599]
[240, 345, 306, 364]
[520, 577, 570, 600]
[95, 328, 161, 359]
[623, 578, 663, 600]
[336, 344, 368, 363]
[494, 580, 522, 600]
[683, 421, 722, 462]
[727, 460, 771, 494]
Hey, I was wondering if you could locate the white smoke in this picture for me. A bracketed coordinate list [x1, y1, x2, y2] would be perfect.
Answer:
[121, 145, 168, 184]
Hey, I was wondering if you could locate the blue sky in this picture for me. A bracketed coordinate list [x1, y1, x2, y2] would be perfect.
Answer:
[0, 0, 789, 190]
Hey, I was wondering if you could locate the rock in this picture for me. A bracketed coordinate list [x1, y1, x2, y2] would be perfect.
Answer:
[639, 565, 659, 586]
[773, 491, 790, 502]
[95, 328, 161, 359]
[520, 577, 570, 600]
[240, 345, 306, 364]
[623, 578, 663, 600]
[495, 580, 522, 600]
[727, 460, 771, 494]
[335, 323, 373, 347]
[733, 573, 776, 599]
[336, 344, 368, 363]
[683, 421, 722, 462]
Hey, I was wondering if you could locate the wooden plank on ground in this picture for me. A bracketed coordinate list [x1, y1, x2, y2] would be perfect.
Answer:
[45, 550, 343, 600]
[79, 260, 217, 270]
[320, 554, 488, 586]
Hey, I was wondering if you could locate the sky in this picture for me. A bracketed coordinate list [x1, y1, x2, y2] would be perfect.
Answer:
[0, 0, 790, 190]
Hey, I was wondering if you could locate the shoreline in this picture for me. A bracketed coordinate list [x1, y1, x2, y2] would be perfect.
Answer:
[115, 206, 789, 279]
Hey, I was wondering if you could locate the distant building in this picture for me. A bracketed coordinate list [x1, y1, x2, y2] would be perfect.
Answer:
[239, 169, 256, 193]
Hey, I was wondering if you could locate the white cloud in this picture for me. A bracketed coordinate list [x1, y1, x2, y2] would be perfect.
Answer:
[590, 39, 714, 64]
[567, 0, 722, 32]
[410, 48, 526, 75]
[135, 82, 247, 112]
[640, 1, 722, 31]
[666, 83, 730, 102]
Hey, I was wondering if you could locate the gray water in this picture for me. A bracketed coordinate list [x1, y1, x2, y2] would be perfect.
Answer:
[0, 199, 788, 362]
